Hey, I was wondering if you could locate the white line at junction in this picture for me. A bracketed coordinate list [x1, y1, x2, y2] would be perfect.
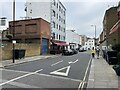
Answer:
[0, 69, 43, 86]
[51, 60, 63, 66]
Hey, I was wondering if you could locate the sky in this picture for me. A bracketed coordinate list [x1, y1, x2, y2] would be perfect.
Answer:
[1, 0, 119, 38]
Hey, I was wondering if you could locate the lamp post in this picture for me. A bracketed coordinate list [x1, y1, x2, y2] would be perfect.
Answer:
[91, 25, 96, 47]
[12, 0, 15, 63]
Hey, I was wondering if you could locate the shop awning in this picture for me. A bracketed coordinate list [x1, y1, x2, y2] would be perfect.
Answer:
[54, 42, 69, 46]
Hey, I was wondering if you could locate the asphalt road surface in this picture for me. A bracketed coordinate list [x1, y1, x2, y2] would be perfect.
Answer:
[1, 52, 92, 90]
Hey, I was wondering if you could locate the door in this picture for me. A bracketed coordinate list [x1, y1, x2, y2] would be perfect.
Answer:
[42, 38, 49, 54]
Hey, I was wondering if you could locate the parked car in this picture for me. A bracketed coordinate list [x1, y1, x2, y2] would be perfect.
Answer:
[71, 49, 78, 54]
[62, 49, 74, 55]
[79, 49, 86, 52]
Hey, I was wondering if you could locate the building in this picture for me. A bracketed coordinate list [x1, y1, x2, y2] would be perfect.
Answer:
[0, 17, 8, 31]
[109, 2, 120, 45]
[25, 0, 66, 44]
[0, 17, 8, 46]
[81, 35, 87, 46]
[9, 18, 51, 54]
[103, 6, 118, 48]
[84, 38, 95, 50]
[66, 30, 81, 49]
[0, 30, 2, 44]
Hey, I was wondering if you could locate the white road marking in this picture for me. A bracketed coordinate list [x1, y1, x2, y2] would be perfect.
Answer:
[2, 68, 82, 83]
[78, 57, 92, 90]
[0, 69, 43, 86]
[51, 60, 63, 66]
[1, 79, 40, 88]
[1, 68, 30, 74]
[35, 73, 82, 82]
[50, 66, 71, 76]
[68, 59, 78, 64]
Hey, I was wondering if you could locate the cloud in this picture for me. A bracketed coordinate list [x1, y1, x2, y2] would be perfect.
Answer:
[1, 0, 119, 38]
[63, 1, 119, 38]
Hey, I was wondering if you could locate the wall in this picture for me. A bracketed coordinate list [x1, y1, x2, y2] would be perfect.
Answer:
[1, 43, 41, 60]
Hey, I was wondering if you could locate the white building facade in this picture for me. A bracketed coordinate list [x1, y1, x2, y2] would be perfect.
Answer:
[66, 30, 81, 49]
[25, 0, 66, 43]
[84, 38, 95, 50]
[0, 17, 8, 31]
[0, 17, 8, 42]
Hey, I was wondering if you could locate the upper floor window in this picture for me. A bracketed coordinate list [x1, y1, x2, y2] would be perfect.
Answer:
[63, 20, 65, 24]
[53, 21, 55, 28]
[64, 11, 65, 16]
[57, 3, 58, 8]
[53, 10, 55, 17]
[56, 34, 58, 39]
[63, 36, 65, 40]
[57, 13, 58, 19]
[57, 24, 58, 29]
[53, 0, 55, 6]
[64, 28, 65, 32]
[59, 16, 61, 21]
[59, 6, 61, 11]
[53, 32, 55, 39]
[0, 19, 6, 26]
[59, 25, 61, 30]
[59, 35, 60, 40]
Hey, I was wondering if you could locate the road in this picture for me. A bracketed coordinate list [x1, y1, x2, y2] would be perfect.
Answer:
[1, 52, 92, 90]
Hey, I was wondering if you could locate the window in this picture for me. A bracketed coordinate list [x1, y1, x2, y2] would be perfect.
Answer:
[61, 18, 63, 23]
[63, 36, 65, 40]
[57, 14, 58, 19]
[53, 0, 55, 6]
[53, 10, 55, 17]
[59, 16, 61, 21]
[59, 6, 61, 11]
[59, 35, 60, 40]
[61, 9, 63, 13]
[0, 19, 6, 26]
[53, 32, 55, 39]
[30, 9, 32, 13]
[57, 3, 58, 8]
[57, 24, 58, 29]
[59, 25, 61, 30]
[64, 28, 65, 32]
[56, 34, 58, 39]
[63, 20, 65, 24]
[61, 27, 62, 31]
[53, 21, 55, 28]
[64, 11, 65, 16]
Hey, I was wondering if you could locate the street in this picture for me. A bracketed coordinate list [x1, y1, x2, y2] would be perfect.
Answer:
[1, 52, 91, 89]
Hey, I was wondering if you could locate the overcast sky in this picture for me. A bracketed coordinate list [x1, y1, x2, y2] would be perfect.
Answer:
[1, 0, 119, 38]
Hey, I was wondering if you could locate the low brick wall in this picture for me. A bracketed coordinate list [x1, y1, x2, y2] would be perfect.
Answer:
[1, 43, 41, 60]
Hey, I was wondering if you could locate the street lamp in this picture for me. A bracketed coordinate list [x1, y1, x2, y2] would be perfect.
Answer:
[91, 25, 96, 47]
[12, 0, 15, 63]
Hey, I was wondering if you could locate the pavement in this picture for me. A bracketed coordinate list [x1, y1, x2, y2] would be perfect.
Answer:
[0, 53, 119, 89]
[0, 54, 61, 68]
[87, 56, 119, 89]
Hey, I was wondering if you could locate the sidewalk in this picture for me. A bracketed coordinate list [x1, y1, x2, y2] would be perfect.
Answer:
[0, 54, 61, 68]
[87, 56, 119, 89]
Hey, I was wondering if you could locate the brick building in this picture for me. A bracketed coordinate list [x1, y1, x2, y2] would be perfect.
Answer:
[103, 6, 118, 47]
[9, 18, 50, 54]
[109, 2, 120, 45]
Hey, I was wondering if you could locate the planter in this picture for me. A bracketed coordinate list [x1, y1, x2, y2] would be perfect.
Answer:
[113, 65, 120, 76]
